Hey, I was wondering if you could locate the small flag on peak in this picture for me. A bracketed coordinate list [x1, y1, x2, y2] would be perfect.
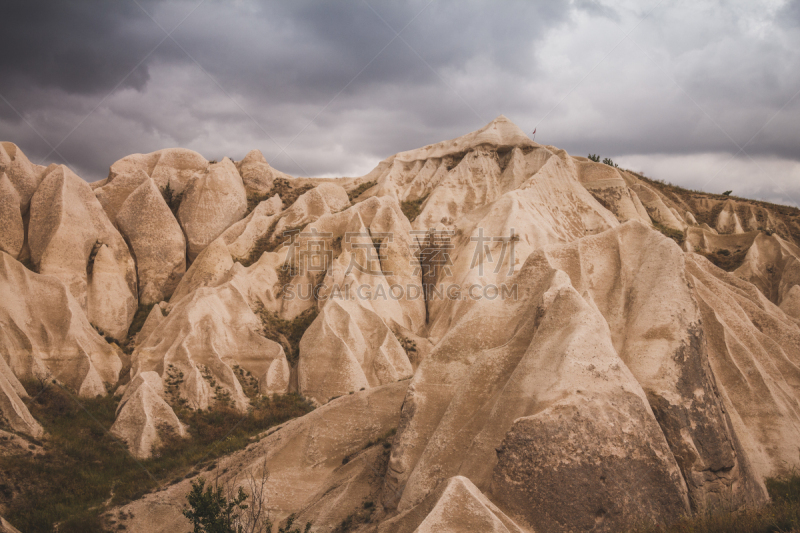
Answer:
[532, 128, 536, 141]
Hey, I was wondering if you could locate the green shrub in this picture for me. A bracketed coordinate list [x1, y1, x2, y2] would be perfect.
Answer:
[183, 478, 250, 533]
[698, 248, 749, 272]
[652, 221, 685, 246]
[162, 182, 184, 218]
[630, 473, 800, 533]
[1, 380, 312, 533]
[347, 180, 377, 202]
[253, 304, 319, 366]
[400, 195, 428, 223]
[246, 178, 314, 216]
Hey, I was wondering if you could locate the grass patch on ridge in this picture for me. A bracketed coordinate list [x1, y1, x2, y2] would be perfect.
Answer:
[0, 379, 313, 533]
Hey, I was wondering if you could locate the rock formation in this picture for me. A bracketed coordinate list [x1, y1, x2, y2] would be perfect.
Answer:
[0, 251, 122, 396]
[116, 178, 186, 304]
[178, 158, 247, 262]
[2, 116, 800, 532]
[28, 164, 137, 340]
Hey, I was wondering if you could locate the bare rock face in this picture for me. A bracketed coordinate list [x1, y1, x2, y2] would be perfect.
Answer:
[237, 149, 294, 196]
[108, 148, 208, 195]
[178, 158, 247, 262]
[575, 158, 650, 223]
[131, 281, 289, 411]
[0, 515, 22, 533]
[0, 173, 24, 259]
[7, 117, 800, 532]
[626, 177, 686, 232]
[94, 169, 150, 223]
[734, 232, 800, 308]
[544, 221, 766, 512]
[298, 296, 412, 404]
[716, 199, 745, 234]
[384, 242, 691, 531]
[686, 254, 800, 483]
[492, 396, 688, 532]
[28, 165, 137, 339]
[380, 476, 524, 533]
[111, 371, 187, 459]
[0, 252, 122, 396]
[169, 237, 234, 305]
[117, 178, 187, 304]
[87, 244, 138, 341]
[0, 142, 43, 213]
[0, 354, 43, 438]
[221, 193, 282, 261]
[272, 182, 350, 238]
[110, 383, 407, 533]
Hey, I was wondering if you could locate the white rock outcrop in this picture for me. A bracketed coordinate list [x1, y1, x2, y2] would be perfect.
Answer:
[111, 371, 187, 459]
[0, 142, 44, 212]
[178, 158, 247, 262]
[28, 165, 137, 340]
[0, 252, 122, 396]
[0, 173, 23, 259]
[117, 178, 187, 304]
[0, 354, 43, 438]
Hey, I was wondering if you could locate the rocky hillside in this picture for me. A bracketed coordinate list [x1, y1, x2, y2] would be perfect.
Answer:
[1, 117, 800, 532]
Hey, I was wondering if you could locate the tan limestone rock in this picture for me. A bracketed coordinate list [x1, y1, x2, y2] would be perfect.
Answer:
[0, 173, 24, 259]
[28, 165, 137, 336]
[110, 371, 186, 459]
[380, 476, 524, 533]
[117, 178, 187, 304]
[178, 158, 247, 262]
[169, 237, 234, 305]
[0, 354, 43, 438]
[0, 142, 42, 212]
[94, 169, 150, 223]
[0, 252, 122, 396]
[87, 244, 138, 341]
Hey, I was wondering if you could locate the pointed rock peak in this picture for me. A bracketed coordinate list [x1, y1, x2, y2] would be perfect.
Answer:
[345, 209, 368, 234]
[473, 114, 531, 144]
[241, 149, 269, 166]
[0, 142, 17, 162]
[395, 115, 533, 163]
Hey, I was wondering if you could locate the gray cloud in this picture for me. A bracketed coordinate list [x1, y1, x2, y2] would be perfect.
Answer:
[0, 0, 799, 208]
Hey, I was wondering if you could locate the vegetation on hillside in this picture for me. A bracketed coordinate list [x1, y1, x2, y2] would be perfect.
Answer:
[254, 304, 319, 366]
[162, 182, 184, 218]
[183, 476, 314, 533]
[246, 177, 313, 216]
[625, 170, 800, 245]
[631, 473, 800, 533]
[698, 247, 750, 272]
[652, 221, 686, 246]
[400, 195, 428, 223]
[0, 379, 313, 533]
[347, 180, 377, 202]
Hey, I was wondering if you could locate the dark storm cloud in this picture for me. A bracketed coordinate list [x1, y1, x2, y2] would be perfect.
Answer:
[0, 1, 165, 96]
[0, 0, 799, 208]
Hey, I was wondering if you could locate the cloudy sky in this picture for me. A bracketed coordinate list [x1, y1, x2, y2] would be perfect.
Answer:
[1, 0, 799, 205]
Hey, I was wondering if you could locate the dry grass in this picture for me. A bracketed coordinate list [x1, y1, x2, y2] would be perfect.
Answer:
[246, 177, 314, 216]
[653, 221, 686, 246]
[0, 379, 313, 533]
[253, 304, 319, 366]
[347, 180, 377, 202]
[698, 248, 749, 272]
[630, 475, 800, 533]
[629, 170, 800, 245]
[400, 195, 428, 223]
